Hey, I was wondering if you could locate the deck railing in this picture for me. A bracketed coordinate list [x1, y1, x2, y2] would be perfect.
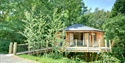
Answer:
[67, 39, 112, 52]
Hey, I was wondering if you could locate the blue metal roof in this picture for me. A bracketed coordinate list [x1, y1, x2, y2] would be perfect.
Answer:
[65, 24, 103, 31]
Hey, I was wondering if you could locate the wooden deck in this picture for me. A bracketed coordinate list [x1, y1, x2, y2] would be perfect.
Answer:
[65, 47, 110, 52]
[9, 40, 112, 55]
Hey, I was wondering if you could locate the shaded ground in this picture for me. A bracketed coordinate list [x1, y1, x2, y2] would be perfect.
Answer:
[0, 54, 39, 63]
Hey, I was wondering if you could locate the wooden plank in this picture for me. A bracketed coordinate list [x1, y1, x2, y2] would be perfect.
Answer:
[105, 40, 107, 52]
[65, 47, 111, 52]
[96, 54, 99, 61]
[16, 47, 52, 55]
[66, 32, 68, 44]
[99, 39, 101, 52]
[82, 33, 84, 45]
[101, 32, 104, 47]
[17, 43, 28, 46]
[91, 53, 94, 62]
[109, 40, 112, 52]
[87, 39, 89, 52]
[92, 32, 95, 47]
[85, 33, 89, 46]
[69, 32, 73, 46]
[13, 42, 17, 55]
[75, 39, 77, 47]
[9, 42, 13, 54]
[90, 32, 92, 47]
[46, 40, 48, 52]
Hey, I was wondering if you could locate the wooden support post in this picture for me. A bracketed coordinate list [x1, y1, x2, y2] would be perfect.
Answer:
[99, 39, 101, 52]
[28, 43, 30, 52]
[91, 53, 94, 62]
[41, 41, 42, 49]
[83, 33, 84, 45]
[13, 42, 17, 55]
[9, 42, 13, 54]
[85, 53, 87, 62]
[109, 40, 112, 52]
[75, 39, 77, 47]
[87, 39, 89, 52]
[46, 40, 48, 48]
[92, 32, 95, 47]
[96, 53, 99, 61]
[105, 40, 107, 52]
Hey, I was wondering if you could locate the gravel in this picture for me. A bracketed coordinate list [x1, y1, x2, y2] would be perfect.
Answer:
[0, 54, 40, 63]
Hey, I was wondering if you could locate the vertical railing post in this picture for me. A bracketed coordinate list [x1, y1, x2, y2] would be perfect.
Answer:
[13, 42, 17, 55]
[99, 39, 101, 52]
[9, 42, 13, 54]
[87, 39, 89, 52]
[75, 39, 77, 47]
[46, 40, 48, 52]
[105, 40, 107, 52]
[109, 40, 112, 52]
[41, 41, 42, 49]
[46, 40, 48, 48]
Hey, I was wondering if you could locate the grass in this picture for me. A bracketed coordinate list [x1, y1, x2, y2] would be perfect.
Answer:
[19, 53, 119, 63]
[18, 54, 85, 63]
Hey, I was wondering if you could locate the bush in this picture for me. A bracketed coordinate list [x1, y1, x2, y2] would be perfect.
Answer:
[0, 38, 10, 53]
[101, 53, 121, 63]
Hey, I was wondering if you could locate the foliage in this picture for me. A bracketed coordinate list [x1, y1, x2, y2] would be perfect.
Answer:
[85, 8, 110, 30]
[39, 0, 88, 26]
[20, 5, 46, 50]
[19, 54, 85, 63]
[111, 0, 125, 17]
[101, 53, 121, 63]
[104, 14, 125, 62]
[0, 38, 10, 53]
[0, 1, 27, 52]
[104, 14, 125, 41]
[0, 0, 87, 53]
[61, 0, 88, 26]
[20, 5, 65, 51]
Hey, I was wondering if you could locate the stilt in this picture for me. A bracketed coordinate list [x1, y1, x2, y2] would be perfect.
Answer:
[96, 53, 99, 61]
[84, 53, 88, 62]
[90, 53, 94, 62]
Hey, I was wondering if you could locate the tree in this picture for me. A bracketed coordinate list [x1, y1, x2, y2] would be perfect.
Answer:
[104, 14, 125, 41]
[20, 5, 65, 51]
[0, 0, 26, 53]
[103, 14, 125, 62]
[38, 0, 88, 26]
[62, 0, 87, 26]
[111, 0, 125, 17]
[0, 0, 87, 53]
[85, 8, 110, 30]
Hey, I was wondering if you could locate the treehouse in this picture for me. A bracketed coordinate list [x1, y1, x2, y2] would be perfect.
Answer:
[64, 24, 112, 52]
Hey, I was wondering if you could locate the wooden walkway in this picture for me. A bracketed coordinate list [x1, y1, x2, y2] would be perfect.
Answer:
[16, 47, 52, 55]
[16, 47, 110, 55]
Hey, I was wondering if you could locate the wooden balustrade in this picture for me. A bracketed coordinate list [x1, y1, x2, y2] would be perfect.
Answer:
[9, 40, 113, 54]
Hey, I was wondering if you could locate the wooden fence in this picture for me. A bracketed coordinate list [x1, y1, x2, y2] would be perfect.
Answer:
[9, 41, 50, 55]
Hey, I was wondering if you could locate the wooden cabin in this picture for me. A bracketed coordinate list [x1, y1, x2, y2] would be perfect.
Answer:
[64, 24, 111, 52]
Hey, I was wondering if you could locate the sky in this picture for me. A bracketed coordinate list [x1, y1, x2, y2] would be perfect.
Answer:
[83, 0, 116, 12]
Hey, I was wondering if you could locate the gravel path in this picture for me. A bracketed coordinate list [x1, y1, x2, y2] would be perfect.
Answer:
[0, 54, 39, 63]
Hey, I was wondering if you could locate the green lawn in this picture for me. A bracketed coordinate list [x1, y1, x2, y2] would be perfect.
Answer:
[18, 54, 86, 63]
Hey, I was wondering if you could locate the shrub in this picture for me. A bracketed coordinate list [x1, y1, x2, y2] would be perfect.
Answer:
[0, 38, 10, 53]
